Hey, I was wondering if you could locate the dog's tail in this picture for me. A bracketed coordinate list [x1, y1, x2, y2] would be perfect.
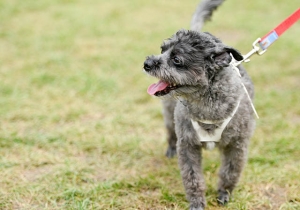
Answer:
[191, 0, 226, 31]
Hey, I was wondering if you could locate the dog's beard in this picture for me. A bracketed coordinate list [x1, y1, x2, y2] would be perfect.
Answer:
[147, 71, 200, 99]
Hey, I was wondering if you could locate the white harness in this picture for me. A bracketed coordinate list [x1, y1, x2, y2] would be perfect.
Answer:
[190, 56, 259, 150]
[191, 101, 240, 149]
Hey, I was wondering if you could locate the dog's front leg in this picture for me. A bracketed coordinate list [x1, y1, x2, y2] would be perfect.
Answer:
[217, 142, 248, 205]
[177, 140, 205, 210]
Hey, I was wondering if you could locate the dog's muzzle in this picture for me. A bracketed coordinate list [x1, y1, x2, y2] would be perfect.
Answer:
[144, 56, 159, 71]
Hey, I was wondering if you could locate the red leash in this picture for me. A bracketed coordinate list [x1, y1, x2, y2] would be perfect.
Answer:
[232, 8, 300, 66]
[230, 8, 300, 119]
[259, 8, 300, 50]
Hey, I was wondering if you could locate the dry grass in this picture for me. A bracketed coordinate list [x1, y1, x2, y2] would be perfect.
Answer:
[0, 0, 299, 209]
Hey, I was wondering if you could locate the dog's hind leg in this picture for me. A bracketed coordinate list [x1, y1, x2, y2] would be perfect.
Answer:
[162, 98, 177, 158]
[217, 141, 248, 205]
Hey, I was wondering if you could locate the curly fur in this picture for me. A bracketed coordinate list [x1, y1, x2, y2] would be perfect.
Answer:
[143, 1, 256, 209]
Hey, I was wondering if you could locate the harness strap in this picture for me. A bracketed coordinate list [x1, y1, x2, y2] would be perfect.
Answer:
[191, 101, 240, 143]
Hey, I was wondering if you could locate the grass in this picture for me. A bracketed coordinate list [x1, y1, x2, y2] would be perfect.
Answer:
[0, 0, 299, 209]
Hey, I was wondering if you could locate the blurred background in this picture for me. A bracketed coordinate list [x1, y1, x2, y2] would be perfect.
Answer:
[0, 0, 299, 209]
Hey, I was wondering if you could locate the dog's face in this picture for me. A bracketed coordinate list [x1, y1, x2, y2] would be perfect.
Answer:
[144, 30, 243, 98]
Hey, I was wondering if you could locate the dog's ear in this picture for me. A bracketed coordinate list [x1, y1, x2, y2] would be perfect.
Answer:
[225, 47, 243, 61]
[208, 46, 243, 69]
[211, 51, 232, 68]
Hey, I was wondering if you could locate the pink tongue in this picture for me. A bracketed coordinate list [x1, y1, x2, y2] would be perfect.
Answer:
[147, 80, 169, 95]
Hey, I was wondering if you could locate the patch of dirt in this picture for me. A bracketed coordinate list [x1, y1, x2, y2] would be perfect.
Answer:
[22, 164, 59, 182]
[255, 183, 287, 209]
[289, 114, 300, 124]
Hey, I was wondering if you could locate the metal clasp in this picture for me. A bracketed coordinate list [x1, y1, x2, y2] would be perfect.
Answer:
[243, 38, 267, 62]
[232, 38, 267, 67]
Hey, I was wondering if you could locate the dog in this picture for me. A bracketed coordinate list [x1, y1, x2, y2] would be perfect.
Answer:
[143, 0, 256, 209]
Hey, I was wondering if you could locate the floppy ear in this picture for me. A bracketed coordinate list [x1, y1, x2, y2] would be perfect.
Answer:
[225, 47, 243, 61]
[208, 46, 243, 69]
[212, 51, 232, 68]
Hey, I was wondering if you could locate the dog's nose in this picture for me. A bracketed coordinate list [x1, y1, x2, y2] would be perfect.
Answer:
[144, 57, 158, 71]
[144, 59, 154, 71]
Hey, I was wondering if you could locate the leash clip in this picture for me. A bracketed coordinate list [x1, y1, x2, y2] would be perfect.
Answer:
[243, 38, 266, 62]
[233, 8, 300, 67]
[232, 38, 266, 67]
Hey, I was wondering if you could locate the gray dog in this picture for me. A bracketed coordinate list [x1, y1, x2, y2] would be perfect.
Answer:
[143, 0, 256, 209]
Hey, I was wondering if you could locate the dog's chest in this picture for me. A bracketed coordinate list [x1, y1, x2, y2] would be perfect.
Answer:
[190, 101, 240, 149]
[191, 118, 229, 150]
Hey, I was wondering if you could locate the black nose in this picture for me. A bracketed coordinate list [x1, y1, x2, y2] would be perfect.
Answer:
[143, 59, 153, 71]
[144, 57, 158, 71]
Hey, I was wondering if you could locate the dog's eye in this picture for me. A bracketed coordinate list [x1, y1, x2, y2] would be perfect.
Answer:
[172, 57, 181, 65]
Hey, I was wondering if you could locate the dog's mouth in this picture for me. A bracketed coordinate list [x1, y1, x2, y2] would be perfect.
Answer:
[147, 80, 181, 96]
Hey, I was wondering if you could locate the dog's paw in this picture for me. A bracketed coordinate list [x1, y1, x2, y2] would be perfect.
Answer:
[217, 190, 230, 206]
[189, 198, 205, 210]
[189, 203, 205, 210]
[165, 146, 176, 158]
[190, 207, 204, 210]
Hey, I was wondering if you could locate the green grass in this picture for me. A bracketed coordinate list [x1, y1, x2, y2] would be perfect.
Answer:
[0, 0, 299, 209]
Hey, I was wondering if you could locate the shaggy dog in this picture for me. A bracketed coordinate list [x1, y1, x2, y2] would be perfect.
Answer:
[143, 0, 256, 209]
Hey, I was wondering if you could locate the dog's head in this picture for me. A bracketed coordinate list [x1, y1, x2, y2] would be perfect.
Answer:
[144, 30, 243, 97]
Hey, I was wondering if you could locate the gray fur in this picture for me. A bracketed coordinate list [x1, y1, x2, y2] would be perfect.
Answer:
[191, 0, 226, 31]
[143, 2, 255, 209]
[162, 98, 177, 158]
